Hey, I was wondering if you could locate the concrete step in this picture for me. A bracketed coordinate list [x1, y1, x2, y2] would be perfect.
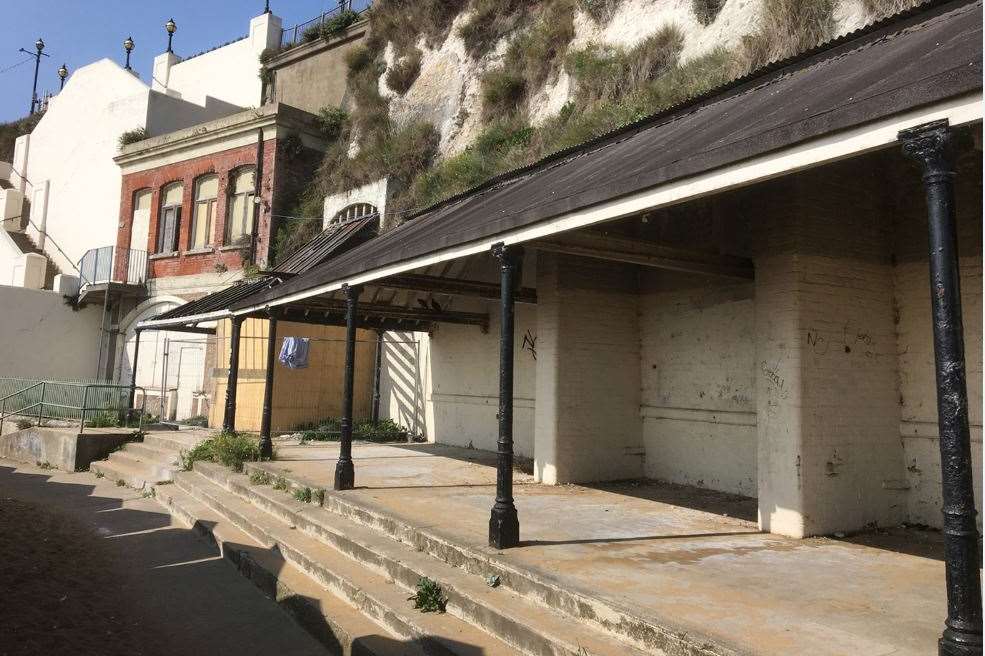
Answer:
[171, 469, 517, 656]
[241, 462, 723, 656]
[124, 441, 181, 464]
[108, 450, 176, 482]
[90, 458, 153, 490]
[195, 462, 647, 656]
[143, 432, 205, 453]
[153, 481, 419, 656]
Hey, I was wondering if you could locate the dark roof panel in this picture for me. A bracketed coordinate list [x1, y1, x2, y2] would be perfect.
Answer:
[150, 277, 278, 322]
[273, 215, 378, 275]
[234, 0, 982, 311]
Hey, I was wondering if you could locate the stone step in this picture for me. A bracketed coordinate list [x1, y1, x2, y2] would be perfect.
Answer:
[90, 458, 153, 490]
[153, 481, 421, 656]
[195, 462, 647, 656]
[108, 450, 176, 482]
[171, 469, 517, 656]
[124, 441, 181, 464]
[242, 462, 726, 656]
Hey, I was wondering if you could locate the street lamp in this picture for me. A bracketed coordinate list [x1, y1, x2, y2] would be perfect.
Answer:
[165, 18, 177, 53]
[123, 36, 135, 70]
[264, 1, 271, 14]
[57, 63, 68, 90]
[19, 37, 49, 115]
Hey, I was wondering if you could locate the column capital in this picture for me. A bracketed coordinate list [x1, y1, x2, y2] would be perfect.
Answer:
[899, 119, 954, 178]
[265, 306, 281, 320]
[342, 283, 363, 301]
[491, 242, 524, 267]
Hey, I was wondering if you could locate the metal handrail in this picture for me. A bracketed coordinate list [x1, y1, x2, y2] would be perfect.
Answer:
[280, 1, 360, 47]
[0, 383, 147, 435]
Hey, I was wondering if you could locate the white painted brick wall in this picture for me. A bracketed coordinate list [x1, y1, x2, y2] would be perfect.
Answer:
[535, 252, 643, 484]
[639, 270, 757, 496]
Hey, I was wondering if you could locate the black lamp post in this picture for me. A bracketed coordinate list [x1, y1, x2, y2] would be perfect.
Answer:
[123, 36, 135, 70]
[165, 18, 177, 53]
[264, 1, 271, 14]
[57, 63, 68, 90]
[19, 37, 49, 115]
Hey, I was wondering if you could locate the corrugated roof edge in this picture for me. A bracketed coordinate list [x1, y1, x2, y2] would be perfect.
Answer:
[399, 0, 972, 223]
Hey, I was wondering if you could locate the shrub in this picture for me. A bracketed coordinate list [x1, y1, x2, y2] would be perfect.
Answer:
[409, 577, 447, 613]
[317, 107, 349, 142]
[321, 10, 359, 39]
[578, 0, 622, 22]
[385, 48, 423, 95]
[692, 0, 725, 25]
[860, 0, 920, 19]
[458, 0, 525, 58]
[118, 127, 147, 149]
[273, 475, 289, 491]
[369, 0, 466, 52]
[14, 419, 32, 430]
[480, 69, 527, 119]
[180, 431, 262, 473]
[86, 412, 120, 428]
[302, 23, 322, 43]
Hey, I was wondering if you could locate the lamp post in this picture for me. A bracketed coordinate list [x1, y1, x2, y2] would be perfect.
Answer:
[57, 63, 68, 90]
[123, 36, 135, 70]
[19, 37, 49, 115]
[165, 18, 177, 53]
[264, 1, 271, 14]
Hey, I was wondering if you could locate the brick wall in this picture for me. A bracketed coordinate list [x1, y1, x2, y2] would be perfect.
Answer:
[116, 138, 276, 280]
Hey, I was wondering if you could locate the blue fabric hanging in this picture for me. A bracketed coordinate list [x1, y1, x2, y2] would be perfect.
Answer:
[278, 337, 310, 369]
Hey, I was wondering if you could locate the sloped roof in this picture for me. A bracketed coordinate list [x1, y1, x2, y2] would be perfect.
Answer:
[233, 0, 982, 313]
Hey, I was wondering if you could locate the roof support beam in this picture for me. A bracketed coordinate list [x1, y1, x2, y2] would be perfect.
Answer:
[532, 231, 754, 280]
[379, 274, 537, 304]
[278, 305, 435, 332]
[142, 324, 217, 335]
[292, 298, 489, 329]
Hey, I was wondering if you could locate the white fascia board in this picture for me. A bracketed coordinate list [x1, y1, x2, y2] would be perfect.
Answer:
[234, 92, 983, 316]
[137, 310, 231, 330]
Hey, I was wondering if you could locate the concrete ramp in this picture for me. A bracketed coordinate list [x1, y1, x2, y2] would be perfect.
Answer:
[0, 426, 136, 471]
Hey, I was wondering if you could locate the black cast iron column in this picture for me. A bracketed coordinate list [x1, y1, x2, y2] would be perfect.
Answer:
[223, 316, 245, 433]
[128, 328, 142, 414]
[371, 330, 384, 425]
[258, 309, 280, 460]
[334, 284, 361, 491]
[489, 242, 523, 549]
[900, 119, 982, 656]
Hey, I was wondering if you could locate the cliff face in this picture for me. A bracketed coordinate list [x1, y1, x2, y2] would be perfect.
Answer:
[378, 0, 879, 158]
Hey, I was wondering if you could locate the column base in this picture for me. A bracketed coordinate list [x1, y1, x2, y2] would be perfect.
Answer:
[940, 632, 984, 656]
[488, 503, 519, 549]
[258, 436, 273, 460]
[334, 459, 354, 491]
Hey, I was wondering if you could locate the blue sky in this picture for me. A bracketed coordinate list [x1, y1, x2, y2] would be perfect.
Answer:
[0, 1, 370, 123]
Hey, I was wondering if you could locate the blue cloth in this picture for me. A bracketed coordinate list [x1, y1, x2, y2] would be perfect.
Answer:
[278, 337, 310, 369]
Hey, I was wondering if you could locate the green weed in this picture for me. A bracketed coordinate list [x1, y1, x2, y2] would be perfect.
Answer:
[250, 469, 273, 486]
[409, 577, 447, 613]
[293, 487, 313, 504]
[180, 431, 262, 473]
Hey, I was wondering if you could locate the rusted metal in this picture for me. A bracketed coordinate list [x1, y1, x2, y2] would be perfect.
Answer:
[900, 119, 982, 656]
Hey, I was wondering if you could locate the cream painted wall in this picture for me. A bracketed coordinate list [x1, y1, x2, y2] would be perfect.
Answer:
[639, 271, 757, 497]
[0, 285, 104, 379]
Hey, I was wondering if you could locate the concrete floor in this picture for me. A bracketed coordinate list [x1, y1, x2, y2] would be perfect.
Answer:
[0, 459, 329, 656]
[269, 440, 949, 656]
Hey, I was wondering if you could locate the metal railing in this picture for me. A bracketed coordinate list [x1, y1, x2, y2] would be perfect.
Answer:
[0, 379, 146, 435]
[77, 246, 148, 289]
[280, 1, 360, 48]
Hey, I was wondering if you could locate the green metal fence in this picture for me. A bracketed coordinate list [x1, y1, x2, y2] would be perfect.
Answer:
[0, 377, 146, 433]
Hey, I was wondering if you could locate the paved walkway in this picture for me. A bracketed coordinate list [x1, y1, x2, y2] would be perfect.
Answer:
[268, 441, 949, 656]
[0, 459, 328, 656]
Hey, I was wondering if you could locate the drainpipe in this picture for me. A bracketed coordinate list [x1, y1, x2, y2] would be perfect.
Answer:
[250, 129, 265, 266]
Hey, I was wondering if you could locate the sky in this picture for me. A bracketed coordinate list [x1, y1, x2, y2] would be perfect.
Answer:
[0, 0, 371, 123]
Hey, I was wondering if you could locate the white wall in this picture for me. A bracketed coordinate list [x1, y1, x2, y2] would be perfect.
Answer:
[155, 13, 280, 113]
[20, 59, 151, 275]
[0, 285, 103, 379]
[640, 271, 757, 496]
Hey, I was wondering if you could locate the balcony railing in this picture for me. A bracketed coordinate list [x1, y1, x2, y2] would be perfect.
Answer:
[78, 246, 148, 289]
[280, 1, 360, 48]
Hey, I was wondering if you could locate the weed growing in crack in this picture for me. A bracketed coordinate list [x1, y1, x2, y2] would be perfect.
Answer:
[273, 476, 289, 491]
[293, 487, 313, 504]
[250, 469, 272, 486]
[409, 577, 447, 613]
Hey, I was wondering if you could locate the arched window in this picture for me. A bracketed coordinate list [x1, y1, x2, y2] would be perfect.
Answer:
[332, 202, 377, 224]
[190, 175, 218, 249]
[225, 167, 256, 245]
[156, 182, 183, 253]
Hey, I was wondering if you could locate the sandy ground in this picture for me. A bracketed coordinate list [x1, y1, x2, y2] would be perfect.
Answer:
[0, 460, 328, 656]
